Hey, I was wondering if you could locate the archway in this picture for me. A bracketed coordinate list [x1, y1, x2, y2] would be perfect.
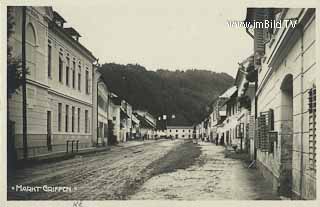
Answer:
[279, 74, 293, 196]
[26, 23, 37, 77]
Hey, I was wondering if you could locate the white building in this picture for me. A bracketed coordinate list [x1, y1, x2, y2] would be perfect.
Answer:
[245, 8, 317, 199]
[8, 7, 96, 159]
[166, 126, 193, 139]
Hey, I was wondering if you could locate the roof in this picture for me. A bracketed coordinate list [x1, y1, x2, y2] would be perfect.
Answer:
[64, 27, 82, 37]
[219, 86, 237, 99]
[53, 11, 66, 23]
[136, 114, 155, 129]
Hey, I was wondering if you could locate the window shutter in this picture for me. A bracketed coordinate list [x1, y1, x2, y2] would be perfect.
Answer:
[254, 9, 266, 64]
[308, 85, 316, 170]
[258, 113, 269, 151]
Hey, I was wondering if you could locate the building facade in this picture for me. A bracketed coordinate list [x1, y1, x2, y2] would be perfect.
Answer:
[166, 126, 193, 139]
[245, 8, 316, 199]
[8, 7, 96, 159]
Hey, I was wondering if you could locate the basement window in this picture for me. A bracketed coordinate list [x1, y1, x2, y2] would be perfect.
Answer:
[308, 85, 316, 171]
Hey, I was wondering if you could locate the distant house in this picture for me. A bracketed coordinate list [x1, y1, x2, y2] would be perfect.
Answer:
[135, 111, 156, 140]
[218, 86, 238, 146]
[233, 56, 256, 152]
[108, 94, 121, 144]
[166, 126, 193, 139]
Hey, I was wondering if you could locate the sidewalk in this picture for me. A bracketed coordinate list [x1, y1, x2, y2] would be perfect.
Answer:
[15, 139, 161, 169]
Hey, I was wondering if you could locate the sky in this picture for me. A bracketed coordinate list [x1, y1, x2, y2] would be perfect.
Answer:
[53, 0, 253, 78]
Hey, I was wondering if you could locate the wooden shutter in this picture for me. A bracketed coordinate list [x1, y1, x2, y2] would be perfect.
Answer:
[258, 114, 268, 151]
[254, 8, 266, 65]
[308, 86, 316, 170]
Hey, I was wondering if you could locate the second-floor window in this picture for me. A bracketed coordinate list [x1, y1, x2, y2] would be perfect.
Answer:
[78, 65, 81, 91]
[58, 55, 63, 82]
[66, 57, 70, 86]
[85, 70, 90, 94]
[72, 61, 76, 88]
[48, 43, 52, 77]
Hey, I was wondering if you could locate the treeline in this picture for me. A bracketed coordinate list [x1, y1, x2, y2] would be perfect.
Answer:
[99, 63, 234, 125]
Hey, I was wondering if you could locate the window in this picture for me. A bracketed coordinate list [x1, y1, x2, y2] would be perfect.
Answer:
[78, 66, 81, 91]
[48, 43, 52, 77]
[78, 108, 80, 132]
[309, 85, 316, 170]
[85, 70, 90, 94]
[66, 57, 70, 86]
[65, 105, 69, 132]
[99, 122, 103, 137]
[59, 55, 63, 82]
[58, 103, 62, 131]
[72, 61, 76, 88]
[72, 106, 75, 132]
[257, 109, 275, 151]
[85, 109, 88, 133]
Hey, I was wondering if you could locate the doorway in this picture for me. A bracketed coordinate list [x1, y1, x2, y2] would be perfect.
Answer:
[279, 74, 293, 195]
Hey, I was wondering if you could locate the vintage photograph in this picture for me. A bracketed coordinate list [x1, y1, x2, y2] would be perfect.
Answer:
[5, 0, 318, 203]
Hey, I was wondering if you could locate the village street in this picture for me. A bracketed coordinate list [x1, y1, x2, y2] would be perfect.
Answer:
[8, 139, 279, 200]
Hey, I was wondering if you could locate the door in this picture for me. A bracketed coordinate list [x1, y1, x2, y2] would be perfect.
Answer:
[47, 111, 52, 151]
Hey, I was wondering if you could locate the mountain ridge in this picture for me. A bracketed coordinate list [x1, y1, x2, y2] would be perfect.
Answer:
[99, 63, 234, 125]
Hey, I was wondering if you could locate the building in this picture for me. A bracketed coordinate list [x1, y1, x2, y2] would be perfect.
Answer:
[108, 94, 121, 144]
[94, 70, 110, 146]
[166, 126, 193, 139]
[209, 96, 228, 144]
[119, 100, 132, 142]
[8, 7, 96, 159]
[218, 86, 239, 147]
[234, 56, 256, 152]
[135, 111, 156, 140]
[131, 113, 140, 139]
[245, 8, 316, 199]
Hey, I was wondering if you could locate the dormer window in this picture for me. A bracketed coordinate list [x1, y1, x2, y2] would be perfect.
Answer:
[53, 11, 66, 28]
[64, 27, 82, 42]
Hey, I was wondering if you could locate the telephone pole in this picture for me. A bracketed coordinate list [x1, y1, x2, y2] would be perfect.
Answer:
[22, 6, 28, 159]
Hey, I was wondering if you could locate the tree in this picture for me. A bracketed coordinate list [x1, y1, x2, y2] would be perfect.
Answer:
[7, 7, 25, 98]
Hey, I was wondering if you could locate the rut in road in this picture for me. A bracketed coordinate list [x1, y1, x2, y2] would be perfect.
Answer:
[8, 139, 201, 200]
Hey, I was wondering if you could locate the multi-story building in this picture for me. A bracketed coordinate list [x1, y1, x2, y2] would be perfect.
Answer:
[209, 96, 228, 144]
[234, 56, 256, 152]
[166, 126, 193, 139]
[8, 7, 96, 159]
[135, 111, 156, 140]
[108, 94, 121, 144]
[218, 86, 238, 146]
[94, 70, 110, 146]
[245, 8, 316, 199]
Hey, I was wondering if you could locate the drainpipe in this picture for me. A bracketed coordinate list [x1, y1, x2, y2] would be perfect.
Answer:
[22, 6, 28, 159]
[298, 22, 304, 200]
[245, 26, 258, 160]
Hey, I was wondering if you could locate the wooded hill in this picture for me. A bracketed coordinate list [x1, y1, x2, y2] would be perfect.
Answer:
[99, 63, 234, 126]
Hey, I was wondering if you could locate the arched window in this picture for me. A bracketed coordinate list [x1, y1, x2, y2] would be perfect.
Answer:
[26, 23, 36, 45]
[26, 23, 37, 77]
